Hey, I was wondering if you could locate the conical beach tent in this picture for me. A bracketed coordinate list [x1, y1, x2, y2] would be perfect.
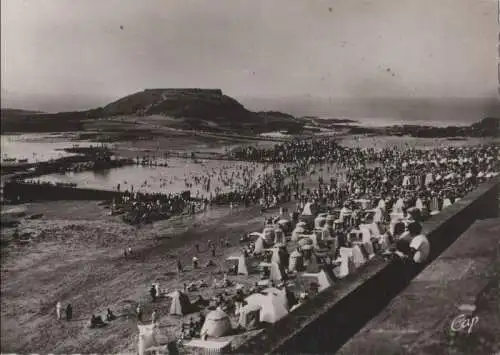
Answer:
[168, 290, 191, 316]
[302, 202, 313, 216]
[201, 309, 232, 338]
[226, 255, 249, 275]
[352, 245, 366, 268]
[337, 247, 355, 278]
[259, 293, 289, 323]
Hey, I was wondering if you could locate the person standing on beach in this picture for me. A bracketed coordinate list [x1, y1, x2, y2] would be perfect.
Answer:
[137, 303, 143, 323]
[210, 243, 216, 257]
[177, 259, 183, 273]
[155, 282, 160, 298]
[151, 310, 157, 325]
[150, 284, 157, 302]
[56, 301, 62, 320]
[66, 304, 72, 321]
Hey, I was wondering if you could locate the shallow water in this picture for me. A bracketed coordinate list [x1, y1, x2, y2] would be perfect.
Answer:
[1, 134, 106, 163]
[29, 158, 287, 197]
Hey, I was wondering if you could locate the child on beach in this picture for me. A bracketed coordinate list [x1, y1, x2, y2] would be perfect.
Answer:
[56, 301, 62, 320]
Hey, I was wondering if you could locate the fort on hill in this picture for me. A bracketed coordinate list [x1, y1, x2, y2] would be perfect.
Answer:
[143, 88, 223, 96]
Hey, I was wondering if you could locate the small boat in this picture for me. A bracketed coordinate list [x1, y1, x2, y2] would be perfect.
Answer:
[17, 159, 28, 163]
[2, 158, 16, 162]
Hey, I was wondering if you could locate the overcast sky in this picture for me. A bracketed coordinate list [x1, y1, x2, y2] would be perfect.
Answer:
[1, 0, 498, 111]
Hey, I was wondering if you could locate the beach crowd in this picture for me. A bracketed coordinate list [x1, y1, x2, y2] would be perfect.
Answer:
[45, 136, 499, 354]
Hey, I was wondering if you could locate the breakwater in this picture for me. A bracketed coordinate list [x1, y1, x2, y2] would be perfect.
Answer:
[232, 176, 500, 354]
[1, 153, 134, 178]
[2, 181, 193, 203]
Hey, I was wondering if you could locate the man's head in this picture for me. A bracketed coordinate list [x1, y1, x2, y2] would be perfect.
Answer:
[408, 221, 422, 236]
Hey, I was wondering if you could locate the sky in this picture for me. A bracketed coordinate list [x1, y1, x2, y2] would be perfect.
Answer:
[1, 0, 499, 114]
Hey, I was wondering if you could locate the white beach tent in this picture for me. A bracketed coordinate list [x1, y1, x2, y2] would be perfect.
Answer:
[261, 293, 289, 323]
[253, 235, 265, 254]
[442, 198, 452, 209]
[167, 290, 191, 316]
[336, 247, 356, 278]
[138, 323, 159, 355]
[415, 198, 424, 211]
[245, 293, 266, 307]
[299, 269, 334, 292]
[392, 198, 404, 214]
[226, 255, 249, 275]
[368, 222, 381, 238]
[352, 244, 367, 268]
[302, 202, 313, 216]
[200, 309, 232, 338]
[246, 292, 288, 324]
[355, 241, 375, 260]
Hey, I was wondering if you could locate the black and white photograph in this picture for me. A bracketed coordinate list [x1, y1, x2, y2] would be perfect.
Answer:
[1, 1, 499, 354]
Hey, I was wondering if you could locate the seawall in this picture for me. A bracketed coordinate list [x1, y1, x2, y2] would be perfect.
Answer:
[338, 217, 500, 355]
[232, 176, 500, 354]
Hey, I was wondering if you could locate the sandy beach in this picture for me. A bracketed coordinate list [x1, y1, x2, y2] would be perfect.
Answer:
[1, 134, 498, 354]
